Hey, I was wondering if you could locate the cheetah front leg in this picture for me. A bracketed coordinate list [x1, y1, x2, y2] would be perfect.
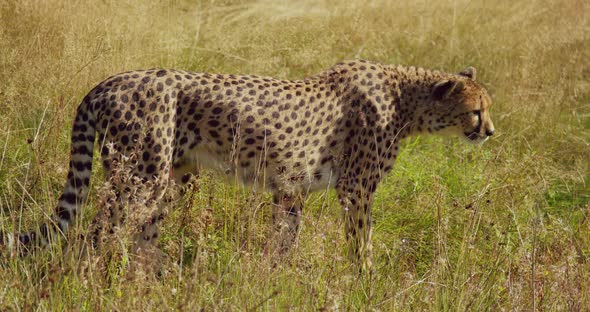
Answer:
[271, 192, 304, 254]
[336, 179, 375, 272]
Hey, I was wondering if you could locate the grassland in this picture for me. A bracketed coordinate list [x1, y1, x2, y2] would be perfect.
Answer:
[0, 0, 589, 310]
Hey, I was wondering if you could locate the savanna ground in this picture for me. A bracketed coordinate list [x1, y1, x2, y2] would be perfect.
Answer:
[0, 0, 589, 310]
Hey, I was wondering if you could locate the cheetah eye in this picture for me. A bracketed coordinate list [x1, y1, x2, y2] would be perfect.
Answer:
[471, 109, 481, 115]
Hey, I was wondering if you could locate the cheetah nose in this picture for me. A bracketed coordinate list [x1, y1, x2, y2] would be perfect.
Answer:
[485, 129, 495, 136]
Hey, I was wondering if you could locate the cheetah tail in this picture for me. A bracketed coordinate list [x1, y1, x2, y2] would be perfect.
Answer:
[1, 96, 96, 254]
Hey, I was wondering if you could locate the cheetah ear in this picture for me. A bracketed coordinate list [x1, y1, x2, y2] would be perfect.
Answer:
[458, 66, 476, 80]
[431, 80, 464, 101]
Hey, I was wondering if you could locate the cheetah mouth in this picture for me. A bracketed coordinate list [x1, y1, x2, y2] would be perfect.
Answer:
[463, 131, 488, 144]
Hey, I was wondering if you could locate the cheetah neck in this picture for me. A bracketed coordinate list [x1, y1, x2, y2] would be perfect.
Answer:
[388, 65, 447, 138]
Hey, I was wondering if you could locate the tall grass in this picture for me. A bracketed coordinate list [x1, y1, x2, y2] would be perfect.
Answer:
[1, 0, 589, 310]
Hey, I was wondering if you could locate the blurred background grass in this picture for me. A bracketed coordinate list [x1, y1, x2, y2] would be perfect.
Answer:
[0, 0, 588, 310]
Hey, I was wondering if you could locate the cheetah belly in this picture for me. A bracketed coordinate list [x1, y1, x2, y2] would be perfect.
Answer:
[189, 142, 234, 175]
[184, 142, 340, 193]
[185, 142, 275, 191]
[303, 165, 340, 192]
[276, 158, 341, 194]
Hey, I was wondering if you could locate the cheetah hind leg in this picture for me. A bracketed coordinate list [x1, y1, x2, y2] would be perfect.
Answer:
[131, 186, 172, 273]
[132, 168, 202, 275]
[86, 168, 176, 276]
[91, 202, 171, 279]
[268, 192, 304, 257]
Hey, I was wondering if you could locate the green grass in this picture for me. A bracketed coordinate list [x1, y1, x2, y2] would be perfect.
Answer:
[1, 0, 589, 310]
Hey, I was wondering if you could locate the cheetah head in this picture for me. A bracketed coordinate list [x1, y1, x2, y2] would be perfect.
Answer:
[429, 67, 495, 144]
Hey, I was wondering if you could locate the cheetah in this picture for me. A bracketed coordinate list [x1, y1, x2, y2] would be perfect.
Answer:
[1, 60, 495, 267]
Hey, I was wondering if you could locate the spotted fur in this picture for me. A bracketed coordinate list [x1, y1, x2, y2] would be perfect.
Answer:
[2, 60, 495, 266]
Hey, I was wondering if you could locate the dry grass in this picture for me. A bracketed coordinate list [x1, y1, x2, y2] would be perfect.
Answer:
[1, 0, 589, 310]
